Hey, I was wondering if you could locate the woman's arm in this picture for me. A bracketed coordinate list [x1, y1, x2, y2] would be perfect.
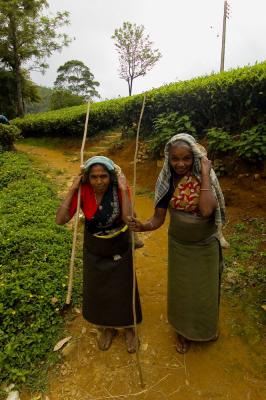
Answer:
[55, 175, 82, 225]
[199, 157, 217, 217]
[127, 207, 167, 232]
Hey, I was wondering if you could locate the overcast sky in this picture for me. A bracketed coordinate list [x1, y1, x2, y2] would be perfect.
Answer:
[30, 0, 266, 100]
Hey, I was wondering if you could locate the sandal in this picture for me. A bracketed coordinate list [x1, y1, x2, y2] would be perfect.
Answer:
[97, 328, 117, 351]
[125, 328, 140, 353]
[176, 334, 190, 354]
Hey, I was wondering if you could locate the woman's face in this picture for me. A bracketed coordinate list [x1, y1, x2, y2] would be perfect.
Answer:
[169, 143, 194, 176]
[88, 164, 111, 194]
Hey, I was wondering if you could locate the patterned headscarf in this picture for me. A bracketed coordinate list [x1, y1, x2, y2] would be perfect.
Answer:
[155, 133, 226, 226]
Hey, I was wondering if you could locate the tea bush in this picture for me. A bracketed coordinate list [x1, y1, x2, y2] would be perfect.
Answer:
[12, 97, 128, 138]
[207, 124, 266, 163]
[0, 151, 30, 190]
[122, 61, 266, 138]
[12, 62, 266, 142]
[0, 152, 80, 386]
[149, 113, 196, 156]
[0, 124, 21, 152]
[237, 124, 266, 162]
[207, 128, 235, 156]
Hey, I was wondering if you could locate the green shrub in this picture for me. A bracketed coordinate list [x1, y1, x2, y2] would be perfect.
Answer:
[236, 124, 266, 162]
[122, 61, 266, 138]
[207, 124, 266, 163]
[149, 112, 196, 156]
[12, 62, 266, 142]
[0, 152, 80, 386]
[212, 159, 228, 177]
[207, 128, 235, 155]
[0, 124, 21, 152]
[12, 97, 129, 138]
[0, 151, 30, 189]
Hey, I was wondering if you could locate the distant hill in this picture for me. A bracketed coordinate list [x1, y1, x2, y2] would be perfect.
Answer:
[25, 86, 53, 114]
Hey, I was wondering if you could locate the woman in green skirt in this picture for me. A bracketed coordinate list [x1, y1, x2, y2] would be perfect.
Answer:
[128, 133, 225, 353]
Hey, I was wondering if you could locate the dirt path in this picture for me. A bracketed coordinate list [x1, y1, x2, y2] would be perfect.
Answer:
[16, 141, 265, 400]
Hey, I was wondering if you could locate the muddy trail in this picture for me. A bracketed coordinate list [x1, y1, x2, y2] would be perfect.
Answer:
[16, 138, 265, 400]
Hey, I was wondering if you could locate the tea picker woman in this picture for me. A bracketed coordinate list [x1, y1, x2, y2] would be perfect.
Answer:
[56, 156, 142, 352]
[128, 133, 226, 353]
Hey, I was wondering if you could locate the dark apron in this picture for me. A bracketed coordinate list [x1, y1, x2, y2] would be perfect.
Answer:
[82, 225, 142, 327]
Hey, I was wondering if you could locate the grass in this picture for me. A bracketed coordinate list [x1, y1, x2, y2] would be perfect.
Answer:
[16, 136, 80, 149]
[0, 151, 83, 394]
[222, 217, 266, 342]
[16, 129, 122, 151]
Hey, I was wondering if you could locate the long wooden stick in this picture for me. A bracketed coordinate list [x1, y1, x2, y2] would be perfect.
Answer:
[66, 102, 91, 305]
[131, 95, 146, 388]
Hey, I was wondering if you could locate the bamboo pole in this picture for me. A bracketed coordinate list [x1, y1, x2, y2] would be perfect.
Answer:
[66, 102, 91, 305]
[131, 95, 146, 388]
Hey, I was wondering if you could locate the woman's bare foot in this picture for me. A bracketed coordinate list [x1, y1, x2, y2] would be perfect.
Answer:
[176, 334, 190, 354]
[125, 328, 139, 353]
[97, 328, 117, 351]
[134, 232, 144, 249]
[210, 331, 219, 342]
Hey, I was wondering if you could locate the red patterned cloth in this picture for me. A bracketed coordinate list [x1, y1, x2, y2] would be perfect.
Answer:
[69, 183, 98, 220]
[170, 174, 201, 213]
[68, 183, 130, 220]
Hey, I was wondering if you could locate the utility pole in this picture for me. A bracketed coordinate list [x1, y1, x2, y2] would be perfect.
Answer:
[220, 1, 230, 72]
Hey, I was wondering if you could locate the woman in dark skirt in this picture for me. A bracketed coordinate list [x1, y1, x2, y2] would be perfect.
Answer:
[56, 156, 142, 352]
[128, 134, 226, 354]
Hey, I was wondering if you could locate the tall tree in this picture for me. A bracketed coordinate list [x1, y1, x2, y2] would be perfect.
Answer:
[0, 0, 71, 116]
[0, 66, 39, 118]
[54, 60, 100, 100]
[112, 21, 162, 96]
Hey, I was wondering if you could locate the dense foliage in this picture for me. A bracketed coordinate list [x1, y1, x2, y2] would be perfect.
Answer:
[0, 124, 21, 152]
[25, 86, 53, 114]
[0, 0, 70, 116]
[12, 97, 127, 137]
[0, 68, 40, 119]
[54, 60, 100, 100]
[149, 112, 196, 156]
[122, 61, 266, 137]
[0, 152, 77, 385]
[50, 88, 85, 110]
[207, 124, 266, 163]
[12, 62, 266, 143]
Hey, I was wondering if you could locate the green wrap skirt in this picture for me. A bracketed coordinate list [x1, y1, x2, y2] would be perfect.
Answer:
[168, 209, 223, 341]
